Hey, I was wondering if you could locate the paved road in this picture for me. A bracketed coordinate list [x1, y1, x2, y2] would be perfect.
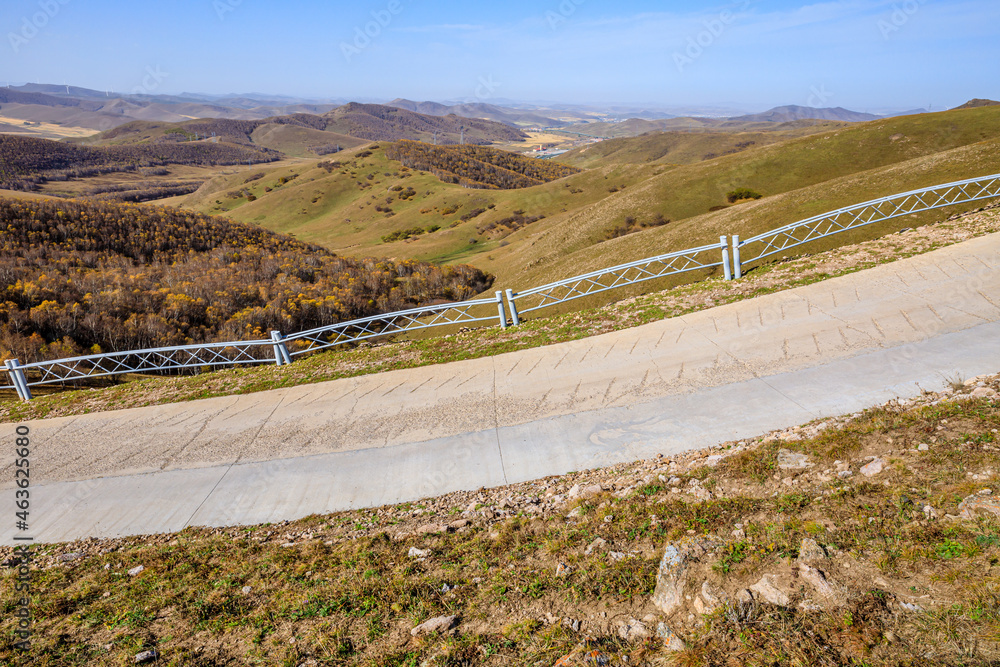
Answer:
[3, 233, 999, 544]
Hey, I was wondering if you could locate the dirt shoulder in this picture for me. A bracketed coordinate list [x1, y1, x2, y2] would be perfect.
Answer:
[3, 374, 998, 665]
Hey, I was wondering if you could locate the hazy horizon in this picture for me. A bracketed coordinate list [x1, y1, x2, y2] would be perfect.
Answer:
[2, 0, 998, 112]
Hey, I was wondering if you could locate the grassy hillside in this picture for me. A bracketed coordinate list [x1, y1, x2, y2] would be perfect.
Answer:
[384, 141, 580, 189]
[0, 134, 280, 192]
[182, 143, 634, 267]
[248, 123, 366, 157]
[558, 116, 848, 139]
[557, 126, 840, 168]
[177, 105, 1000, 303]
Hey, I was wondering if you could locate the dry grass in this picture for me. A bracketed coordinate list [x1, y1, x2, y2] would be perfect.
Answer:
[1, 378, 999, 665]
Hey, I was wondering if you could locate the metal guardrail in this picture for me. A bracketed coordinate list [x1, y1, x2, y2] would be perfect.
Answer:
[4, 173, 1000, 401]
[732, 173, 1000, 278]
[284, 294, 507, 356]
[3, 339, 279, 401]
[504, 237, 732, 324]
[2, 294, 510, 401]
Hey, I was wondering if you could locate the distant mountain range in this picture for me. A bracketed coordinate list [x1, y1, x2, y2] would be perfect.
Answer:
[728, 105, 882, 123]
[386, 98, 575, 128]
[0, 82, 970, 146]
[81, 102, 526, 155]
[0, 85, 341, 137]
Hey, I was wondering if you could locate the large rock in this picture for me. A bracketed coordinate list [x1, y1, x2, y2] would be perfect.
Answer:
[568, 484, 603, 500]
[617, 618, 651, 642]
[749, 574, 790, 606]
[798, 538, 828, 563]
[860, 458, 884, 477]
[798, 563, 846, 606]
[958, 494, 1000, 519]
[970, 387, 998, 400]
[651, 537, 713, 616]
[656, 623, 687, 651]
[584, 537, 608, 556]
[778, 449, 813, 470]
[693, 580, 728, 615]
[411, 614, 459, 637]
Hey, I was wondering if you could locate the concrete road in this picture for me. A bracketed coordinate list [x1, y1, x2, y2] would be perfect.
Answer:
[3, 233, 999, 544]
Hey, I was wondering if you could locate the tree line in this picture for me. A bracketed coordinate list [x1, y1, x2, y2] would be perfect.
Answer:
[0, 197, 493, 363]
[0, 135, 280, 191]
[384, 141, 580, 190]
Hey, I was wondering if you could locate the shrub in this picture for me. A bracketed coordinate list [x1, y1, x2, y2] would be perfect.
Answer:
[726, 188, 763, 203]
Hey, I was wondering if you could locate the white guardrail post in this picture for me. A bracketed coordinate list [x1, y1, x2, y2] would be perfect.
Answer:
[5, 359, 32, 401]
[721, 236, 732, 281]
[732, 234, 742, 279]
[505, 289, 520, 327]
[270, 331, 292, 366]
[495, 291, 508, 329]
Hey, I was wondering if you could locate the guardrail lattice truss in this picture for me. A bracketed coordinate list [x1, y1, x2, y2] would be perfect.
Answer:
[19, 340, 275, 387]
[513, 241, 726, 315]
[739, 174, 1000, 265]
[285, 297, 501, 356]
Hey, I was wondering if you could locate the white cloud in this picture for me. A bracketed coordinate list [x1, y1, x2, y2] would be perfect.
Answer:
[395, 23, 485, 33]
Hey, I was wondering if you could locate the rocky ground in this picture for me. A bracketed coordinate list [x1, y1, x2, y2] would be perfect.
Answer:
[2, 374, 999, 665]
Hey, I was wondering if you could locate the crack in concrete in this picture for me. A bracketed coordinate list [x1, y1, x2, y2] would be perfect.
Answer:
[490, 358, 509, 485]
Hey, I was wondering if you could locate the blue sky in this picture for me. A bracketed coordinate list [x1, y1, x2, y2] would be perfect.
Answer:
[2, 0, 998, 112]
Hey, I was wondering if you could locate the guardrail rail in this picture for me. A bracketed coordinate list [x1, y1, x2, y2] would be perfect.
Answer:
[4, 172, 999, 401]
[732, 173, 1000, 278]
[503, 237, 732, 325]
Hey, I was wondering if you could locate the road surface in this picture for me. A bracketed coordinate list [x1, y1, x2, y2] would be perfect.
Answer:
[3, 232, 999, 544]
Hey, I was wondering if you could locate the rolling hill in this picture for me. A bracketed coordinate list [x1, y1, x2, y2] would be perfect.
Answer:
[322, 103, 527, 143]
[387, 98, 570, 127]
[79, 104, 527, 155]
[176, 104, 1000, 301]
[728, 105, 881, 123]
[954, 98, 1000, 109]
[0, 134, 281, 191]
[0, 84, 344, 138]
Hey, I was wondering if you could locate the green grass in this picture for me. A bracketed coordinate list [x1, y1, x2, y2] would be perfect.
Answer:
[178, 106, 1000, 295]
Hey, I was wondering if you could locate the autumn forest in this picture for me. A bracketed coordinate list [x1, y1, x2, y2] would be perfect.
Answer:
[0, 198, 492, 364]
